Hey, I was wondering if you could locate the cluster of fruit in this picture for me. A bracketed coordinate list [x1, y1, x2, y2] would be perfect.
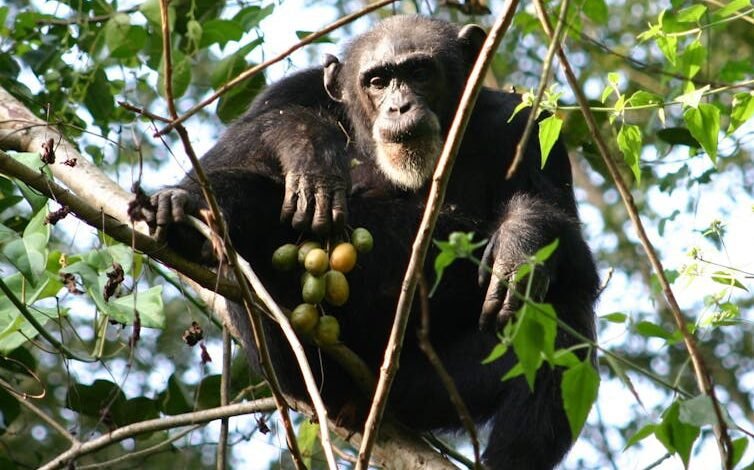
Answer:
[271, 227, 374, 346]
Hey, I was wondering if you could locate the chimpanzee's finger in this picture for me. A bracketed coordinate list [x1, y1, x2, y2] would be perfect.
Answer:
[311, 185, 332, 236]
[280, 173, 299, 224]
[478, 234, 498, 288]
[291, 179, 314, 231]
[331, 189, 348, 234]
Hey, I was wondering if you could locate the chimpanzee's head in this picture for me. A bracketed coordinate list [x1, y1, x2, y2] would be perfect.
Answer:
[324, 16, 485, 189]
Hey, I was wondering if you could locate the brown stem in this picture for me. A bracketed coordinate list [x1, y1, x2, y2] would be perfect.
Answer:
[532, 1, 733, 467]
[416, 275, 482, 468]
[354, 1, 521, 467]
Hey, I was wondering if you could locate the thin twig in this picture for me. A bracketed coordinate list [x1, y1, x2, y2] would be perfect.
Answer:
[217, 325, 231, 470]
[354, 2, 521, 467]
[0, 376, 79, 444]
[154, 0, 399, 137]
[416, 275, 482, 468]
[0, 278, 96, 362]
[531, 1, 733, 467]
[38, 398, 277, 470]
[156, 1, 308, 466]
[506, 0, 570, 179]
[77, 424, 201, 469]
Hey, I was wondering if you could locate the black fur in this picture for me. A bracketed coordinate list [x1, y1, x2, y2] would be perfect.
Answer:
[148, 16, 599, 469]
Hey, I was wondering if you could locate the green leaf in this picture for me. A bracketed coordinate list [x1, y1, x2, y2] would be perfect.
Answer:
[533, 238, 559, 263]
[677, 40, 706, 80]
[715, 0, 750, 18]
[711, 271, 749, 291]
[512, 303, 557, 389]
[635, 321, 673, 340]
[617, 124, 642, 183]
[233, 4, 275, 30]
[0, 387, 20, 435]
[199, 19, 244, 48]
[728, 92, 754, 135]
[158, 49, 191, 100]
[676, 85, 709, 109]
[538, 115, 563, 169]
[676, 5, 707, 23]
[679, 395, 722, 427]
[627, 90, 663, 107]
[195, 375, 222, 409]
[482, 342, 508, 364]
[295, 31, 333, 44]
[7, 151, 51, 211]
[84, 68, 115, 123]
[624, 423, 657, 449]
[657, 34, 678, 66]
[656, 401, 700, 468]
[159, 374, 191, 415]
[1, 208, 50, 285]
[657, 127, 700, 148]
[430, 250, 457, 297]
[0, 274, 61, 353]
[683, 103, 720, 163]
[114, 397, 159, 428]
[601, 312, 627, 323]
[298, 419, 321, 467]
[732, 437, 749, 468]
[582, 0, 608, 24]
[561, 360, 600, 439]
[107, 286, 165, 328]
[66, 379, 126, 418]
[104, 13, 131, 54]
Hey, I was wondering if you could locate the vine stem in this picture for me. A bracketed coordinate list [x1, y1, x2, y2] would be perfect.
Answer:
[531, 1, 733, 467]
[157, 1, 310, 467]
[354, 1, 521, 467]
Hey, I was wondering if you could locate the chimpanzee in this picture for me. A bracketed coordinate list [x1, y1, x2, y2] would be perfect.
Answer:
[143, 15, 599, 470]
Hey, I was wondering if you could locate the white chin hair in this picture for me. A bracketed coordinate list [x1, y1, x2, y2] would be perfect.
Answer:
[374, 139, 441, 190]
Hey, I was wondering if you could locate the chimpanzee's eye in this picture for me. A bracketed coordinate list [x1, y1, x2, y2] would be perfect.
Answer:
[369, 75, 388, 89]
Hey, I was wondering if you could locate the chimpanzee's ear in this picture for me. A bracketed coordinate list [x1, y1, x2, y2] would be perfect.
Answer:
[323, 54, 344, 103]
[458, 24, 486, 65]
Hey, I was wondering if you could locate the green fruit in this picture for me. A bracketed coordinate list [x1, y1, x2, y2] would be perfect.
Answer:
[315, 315, 340, 345]
[304, 248, 330, 275]
[291, 304, 319, 335]
[324, 270, 349, 306]
[298, 241, 321, 265]
[302, 274, 326, 304]
[272, 243, 298, 272]
[351, 227, 374, 253]
[330, 242, 357, 273]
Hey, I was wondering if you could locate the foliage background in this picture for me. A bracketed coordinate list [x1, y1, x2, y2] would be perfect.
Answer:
[0, 0, 753, 469]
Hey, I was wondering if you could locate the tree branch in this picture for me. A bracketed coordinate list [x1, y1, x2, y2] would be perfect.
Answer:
[39, 398, 277, 470]
[355, 1, 521, 467]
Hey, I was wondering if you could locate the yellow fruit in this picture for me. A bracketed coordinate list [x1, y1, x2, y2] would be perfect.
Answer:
[351, 227, 374, 253]
[302, 274, 326, 304]
[291, 304, 319, 335]
[330, 243, 358, 273]
[315, 315, 340, 345]
[298, 241, 321, 265]
[324, 270, 349, 306]
[272, 243, 298, 272]
[304, 248, 329, 275]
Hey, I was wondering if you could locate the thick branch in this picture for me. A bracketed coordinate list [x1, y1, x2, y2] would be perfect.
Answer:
[39, 398, 277, 470]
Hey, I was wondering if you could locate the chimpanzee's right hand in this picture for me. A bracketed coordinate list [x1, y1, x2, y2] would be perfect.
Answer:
[279, 172, 348, 237]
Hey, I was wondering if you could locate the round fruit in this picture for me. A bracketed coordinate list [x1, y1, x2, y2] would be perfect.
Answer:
[324, 270, 349, 306]
[291, 303, 319, 335]
[315, 315, 340, 345]
[271, 243, 298, 272]
[304, 248, 329, 275]
[302, 274, 326, 304]
[298, 241, 321, 265]
[351, 227, 374, 253]
[330, 243, 358, 273]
